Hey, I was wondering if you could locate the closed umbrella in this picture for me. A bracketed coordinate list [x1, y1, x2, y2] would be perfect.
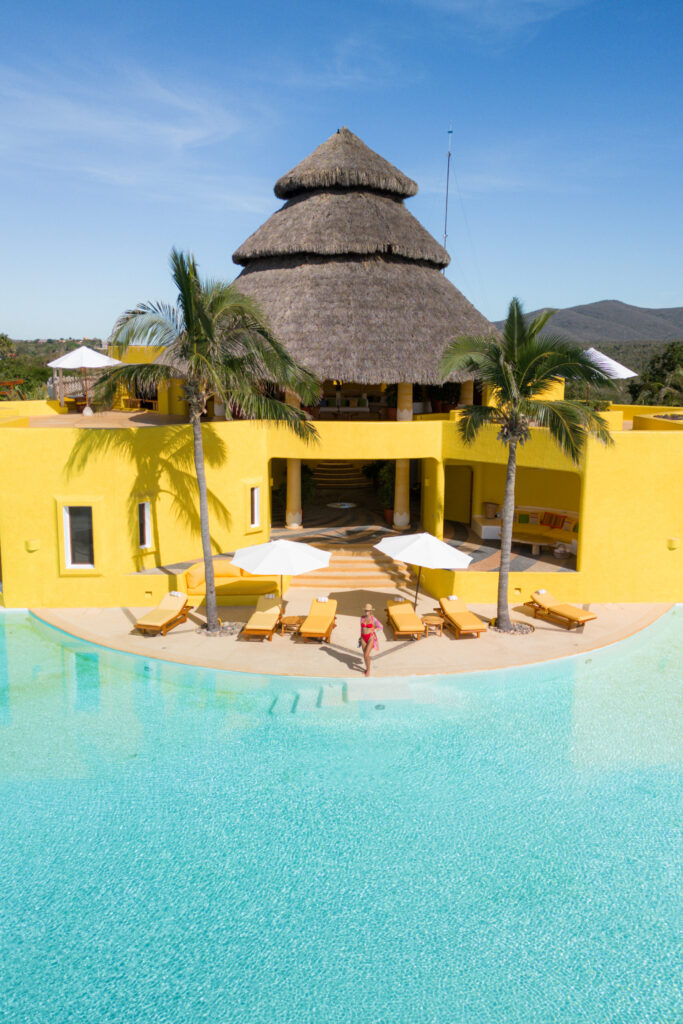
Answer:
[231, 538, 331, 608]
[584, 348, 637, 380]
[374, 531, 472, 609]
[48, 345, 122, 414]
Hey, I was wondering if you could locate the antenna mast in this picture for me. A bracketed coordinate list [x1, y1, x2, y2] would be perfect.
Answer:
[443, 125, 453, 264]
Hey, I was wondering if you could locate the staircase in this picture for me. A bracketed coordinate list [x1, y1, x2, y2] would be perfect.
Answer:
[288, 545, 414, 591]
[310, 460, 370, 490]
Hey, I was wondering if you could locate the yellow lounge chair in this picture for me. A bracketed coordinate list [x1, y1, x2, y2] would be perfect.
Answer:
[134, 592, 190, 637]
[299, 598, 337, 642]
[242, 596, 281, 641]
[437, 596, 487, 639]
[386, 599, 425, 640]
[524, 590, 598, 630]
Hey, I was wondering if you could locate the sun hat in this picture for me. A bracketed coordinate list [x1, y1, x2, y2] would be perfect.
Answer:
[363, 603, 374, 611]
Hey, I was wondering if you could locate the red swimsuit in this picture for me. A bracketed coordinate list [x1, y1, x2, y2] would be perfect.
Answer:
[360, 615, 381, 651]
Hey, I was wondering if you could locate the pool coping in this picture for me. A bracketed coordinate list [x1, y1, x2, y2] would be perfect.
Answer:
[22, 602, 676, 683]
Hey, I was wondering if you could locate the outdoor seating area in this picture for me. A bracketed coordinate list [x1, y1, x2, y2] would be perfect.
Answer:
[33, 598, 668, 680]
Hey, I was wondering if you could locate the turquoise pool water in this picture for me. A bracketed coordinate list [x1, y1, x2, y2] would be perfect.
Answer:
[0, 610, 681, 1023]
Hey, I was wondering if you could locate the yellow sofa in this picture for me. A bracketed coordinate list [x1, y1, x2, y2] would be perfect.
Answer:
[511, 510, 579, 554]
[184, 558, 280, 604]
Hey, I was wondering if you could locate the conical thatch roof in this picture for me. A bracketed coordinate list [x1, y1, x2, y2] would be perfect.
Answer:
[232, 128, 495, 385]
[274, 127, 417, 199]
[235, 257, 491, 385]
[233, 191, 449, 268]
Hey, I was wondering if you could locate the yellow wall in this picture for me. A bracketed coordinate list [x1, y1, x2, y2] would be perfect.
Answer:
[0, 399, 65, 418]
[632, 413, 683, 431]
[0, 409, 681, 608]
[443, 464, 472, 522]
[0, 420, 271, 607]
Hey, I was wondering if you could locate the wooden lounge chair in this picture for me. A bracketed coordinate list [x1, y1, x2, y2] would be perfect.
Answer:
[242, 596, 281, 641]
[524, 590, 598, 630]
[386, 599, 425, 640]
[299, 599, 337, 642]
[436, 597, 487, 639]
[134, 592, 190, 636]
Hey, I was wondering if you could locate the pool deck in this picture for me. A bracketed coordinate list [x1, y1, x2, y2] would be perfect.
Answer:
[31, 594, 672, 679]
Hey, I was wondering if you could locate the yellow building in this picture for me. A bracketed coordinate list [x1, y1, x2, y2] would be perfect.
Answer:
[0, 130, 681, 610]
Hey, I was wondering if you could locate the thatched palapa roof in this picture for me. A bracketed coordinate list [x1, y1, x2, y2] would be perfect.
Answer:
[233, 191, 449, 267]
[232, 127, 494, 385]
[273, 127, 418, 199]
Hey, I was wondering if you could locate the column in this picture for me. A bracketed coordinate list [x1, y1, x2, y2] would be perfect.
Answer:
[284, 389, 302, 529]
[459, 379, 474, 405]
[393, 382, 412, 530]
[432, 459, 445, 539]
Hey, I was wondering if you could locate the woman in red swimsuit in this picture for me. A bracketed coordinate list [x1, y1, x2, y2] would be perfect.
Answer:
[360, 603, 381, 676]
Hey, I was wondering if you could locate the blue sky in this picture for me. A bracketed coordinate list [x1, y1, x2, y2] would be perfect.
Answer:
[1, 0, 681, 338]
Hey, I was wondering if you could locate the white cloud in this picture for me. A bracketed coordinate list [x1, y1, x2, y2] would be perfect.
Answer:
[0, 63, 273, 212]
[396, 0, 590, 33]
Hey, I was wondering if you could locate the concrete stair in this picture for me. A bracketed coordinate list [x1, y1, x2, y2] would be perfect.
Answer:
[288, 546, 415, 590]
[269, 683, 348, 714]
[310, 460, 370, 490]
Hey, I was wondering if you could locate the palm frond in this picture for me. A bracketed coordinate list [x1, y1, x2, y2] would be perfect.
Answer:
[92, 362, 180, 407]
[439, 335, 491, 379]
[457, 404, 500, 445]
[228, 387, 319, 442]
[109, 303, 183, 350]
[527, 399, 614, 463]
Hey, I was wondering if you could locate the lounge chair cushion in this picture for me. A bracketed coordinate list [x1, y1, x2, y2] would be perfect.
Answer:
[531, 591, 596, 623]
[301, 599, 337, 635]
[245, 596, 281, 632]
[439, 597, 486, 633]
[387, 600, 423, 632]
[135, 593, 188, 630]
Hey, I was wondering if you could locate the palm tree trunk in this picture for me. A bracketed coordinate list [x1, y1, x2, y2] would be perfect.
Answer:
[190, 411, 220, 633]
[496, 440, 517, 631]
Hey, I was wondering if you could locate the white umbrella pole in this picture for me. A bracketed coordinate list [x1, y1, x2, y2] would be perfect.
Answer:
[413, 565, 422, 610]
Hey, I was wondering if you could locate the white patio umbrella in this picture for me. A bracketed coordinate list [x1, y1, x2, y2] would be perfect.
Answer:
[374, 531, 472, 609]
[231, 538, 331, 608]
[47, 345, 122, 414]
[584, 347, 637, 380]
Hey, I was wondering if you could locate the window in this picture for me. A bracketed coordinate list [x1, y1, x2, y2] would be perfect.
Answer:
[250, 486, 260, 528]
[63, 506, 94, 568]
[138, 501, 152, 549]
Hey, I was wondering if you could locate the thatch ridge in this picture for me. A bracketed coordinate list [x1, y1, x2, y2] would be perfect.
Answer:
[233, 190, 449, 268]
[233, 255, 495, 385]
[274, 127, 418, 199]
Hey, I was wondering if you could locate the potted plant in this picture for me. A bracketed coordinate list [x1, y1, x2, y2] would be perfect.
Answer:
[362, 460, 382, 488]
[377, 461, 395, 525]
[383, 384, 398, 420]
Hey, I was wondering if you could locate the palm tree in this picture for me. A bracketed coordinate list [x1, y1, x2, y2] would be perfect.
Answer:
[97, 248, 319, 633]
[440, 297, 614, 632]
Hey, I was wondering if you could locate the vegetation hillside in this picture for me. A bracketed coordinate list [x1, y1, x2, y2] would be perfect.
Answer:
[0, 337, 101, 399]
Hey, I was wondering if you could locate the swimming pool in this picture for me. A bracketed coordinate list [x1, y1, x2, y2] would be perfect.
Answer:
[0, 610, 680, 1023]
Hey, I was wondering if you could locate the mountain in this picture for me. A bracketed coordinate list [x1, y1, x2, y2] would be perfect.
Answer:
[494, 301, 683, 344]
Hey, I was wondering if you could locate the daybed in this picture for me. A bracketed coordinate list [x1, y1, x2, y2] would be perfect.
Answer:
[184, 558, 279, 602]
[524, 590, 598, 630]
